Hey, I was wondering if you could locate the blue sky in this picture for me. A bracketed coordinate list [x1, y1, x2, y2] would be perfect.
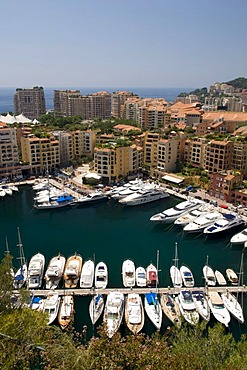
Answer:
[1, 0, 247, 88]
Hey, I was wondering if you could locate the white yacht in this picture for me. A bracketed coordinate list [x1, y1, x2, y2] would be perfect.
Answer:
[175, 290, 199, 325]
[125, 293, 144, 334]
[94, 262, 108, 289]
[191, 290, 210, 321]
[231, 227, 247, 245]
[183, 211, 223, 233]
[42, 291, 61, 325]
[77, 191, 108, 204]
[180, 265, 194, 287]
[204, 213, 245, 235]
[89, 294, 104, 325]
[203, 264, 216, 286]
[27, 253, 45, 289]
[174, 204, 211, 226]
[104, 291, 124, 338]
[226, 268, 238, 285]
[207, 291, 231, 327]
[170, 242, 182, 288]
[135, 266, 147, 287]
[215, 270, 227, 286]
[221, 291, 244, 324]
[160, 293, 181, 328]
[146, 263, 158, 288]
[63, 254, 82, 288]
[58, 295, 74, 329]
[122, 259, 135, 287]
[44, 254, 66, 290]
[80, 259, 95, 288]
[119, 188, 169, 206]
[144, 292, 162, 330]
[150, 198, 202, 223]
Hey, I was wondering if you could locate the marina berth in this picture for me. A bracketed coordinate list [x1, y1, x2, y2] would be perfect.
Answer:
[180, 265, 195, 288]
[230, 227, 247, 245]
[221, 291, 244, 324]
[44, 253, 66, 290]
[183, 211, 223, 233]
[207, 291, 231, 327]
[63, 254, 82, 288]
[104, 291, 125, 338]
[150, 198, 202, 223]
[122, 259, 135, 287]
[226, 268, 238, 285]
[125, 292, 144, 334]
[144, 292, 162, 330]
[160, 293, 181, 327]
[215, 270, 227, 286]
[135, 266, 147, 287]
[80, 259, 95, 288]
[119, 188, 169, 206]
[203, 213, 245, 235]
[58, 295, 74, 329]
[42, 291, 61, 325]
[27, 253, 45, 289]
[175, 290, 199, 325]
[94, 262, 108, 289]
[89, 294, 104, 325]
[191, 290, 210, 321]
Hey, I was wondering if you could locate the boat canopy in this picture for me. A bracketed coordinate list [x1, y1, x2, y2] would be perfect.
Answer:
[223, 213, 235, 220]
[146, 292, 157, 305]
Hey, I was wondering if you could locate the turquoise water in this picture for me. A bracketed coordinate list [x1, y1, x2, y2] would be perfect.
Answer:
[1, 186, 247, 339]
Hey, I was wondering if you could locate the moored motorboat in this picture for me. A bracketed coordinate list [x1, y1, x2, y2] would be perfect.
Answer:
[170, 242, 182, 288]
[175, 290, 199, 325]
[27, 253, 45, 289]
[226, 268, 238, 285]
[58, 295, 74, 329]
[89, 294, 104, 325]
[94, 261, 108, 289]
[207, 291, 231, 327]
[146, 263, 158, 287]
[77, 191, 108, 204]
[174, 204, 211, 226]
[203, 264, 216, 286]
[125, 293, 144, 334]
[230, 227, 247, 245]
[63, 253, 83, 288]
[150, 198, 202, 223]
[180, 265, 194, 288]
[119, 188, 169, 206]
[34, 194, 76, 210]
[221, 291, 244, 324]
[80, 259, 95, 288]
[191, 290, 210, 321]
[135, 266, 146, 287]
[183, 211, 223, 233]
[215, 270, 227, 286]
[42, 291, 61, 325]
[122, 259, 135, 287]
[44, 253, 66, 289]
[103, 291, 124, 338]
[203, 213, 245, 235]
[160, 293, 181, 327]
[144, 292, 162, 330]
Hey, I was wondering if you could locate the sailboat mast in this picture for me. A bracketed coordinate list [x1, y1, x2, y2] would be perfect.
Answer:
[5, 236, 10, 254]
[17, 227, 25, 266]
[156, 249, 159, 292]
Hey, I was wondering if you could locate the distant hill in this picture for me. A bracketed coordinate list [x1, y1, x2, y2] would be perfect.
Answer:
[224, 77, 247, 89]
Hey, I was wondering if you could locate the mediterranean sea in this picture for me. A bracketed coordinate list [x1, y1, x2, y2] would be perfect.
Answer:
[1, 186, 246, 340]
[0, 87, 194, 113]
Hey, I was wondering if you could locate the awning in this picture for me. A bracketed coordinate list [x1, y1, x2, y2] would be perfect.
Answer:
[162, 175, 183, 184]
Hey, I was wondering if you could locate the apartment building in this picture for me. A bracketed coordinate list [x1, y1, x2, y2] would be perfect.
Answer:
[156, 138, 180, 174]
[183, 139, 206, 168]
[14, 87, 46, 120]
[52, 131, 73, 167]
[231, 141, 247, 179]
[89, 91, 111, 119]
[165, 102, 202, 127]
[21, 135, 60, 174]
[204, 140, 233, 175]
[111, 91, 138, 118]
[0, 123, 20, 179]
[54, 90, 81, 116]
[202, 112, 247, 133]
[209, 170, 243, 202]
[72, 130, 97, 159]
[94, 144, 143, 183]
[143, 132, 159, 176]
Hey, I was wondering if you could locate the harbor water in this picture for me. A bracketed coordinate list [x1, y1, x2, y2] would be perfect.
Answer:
[1, 186, 247, 339]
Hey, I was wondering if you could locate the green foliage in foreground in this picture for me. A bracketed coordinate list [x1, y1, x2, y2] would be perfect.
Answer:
[1, 254, 247, 369]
